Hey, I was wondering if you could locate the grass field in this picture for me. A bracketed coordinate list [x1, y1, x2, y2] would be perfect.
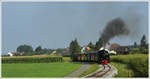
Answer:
[110, 54, 148, 77]
[2, 62, 82, 77]
[2, 54, 148, 77]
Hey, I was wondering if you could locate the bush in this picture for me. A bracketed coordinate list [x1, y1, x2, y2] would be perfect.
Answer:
[2, 56, 63, 63]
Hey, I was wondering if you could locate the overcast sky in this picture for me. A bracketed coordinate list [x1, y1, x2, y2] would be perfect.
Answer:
[2, 2, 148, 55]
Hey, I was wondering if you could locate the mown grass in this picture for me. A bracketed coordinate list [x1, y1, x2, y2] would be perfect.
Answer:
[78, 64, 99, 77]
[110, 54, 148, 77]
[2, 62, 82, 77]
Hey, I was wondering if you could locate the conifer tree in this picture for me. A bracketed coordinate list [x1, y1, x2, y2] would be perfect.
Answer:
[134, 42, 137, 48]
[95, 38, 104, 50]
[141, 35, 146, 48]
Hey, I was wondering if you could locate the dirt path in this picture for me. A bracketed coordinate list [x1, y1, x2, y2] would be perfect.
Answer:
[66, 63, 91, 77]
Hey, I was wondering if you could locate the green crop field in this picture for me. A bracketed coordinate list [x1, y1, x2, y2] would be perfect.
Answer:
[110, 54, 148, 77]
[2, 62, 82, 77]
[2, 56, 63, 63]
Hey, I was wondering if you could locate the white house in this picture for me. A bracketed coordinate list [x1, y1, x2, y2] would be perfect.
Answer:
[8, 52, 14, 56]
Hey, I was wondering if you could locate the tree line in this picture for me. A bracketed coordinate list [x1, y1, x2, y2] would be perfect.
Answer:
[16, 34, 148, 56]
[16, 45, 53, 56]
[69, 34, 148, 55]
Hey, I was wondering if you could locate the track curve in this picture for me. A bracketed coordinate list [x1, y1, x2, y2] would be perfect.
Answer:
[85, 64, 112, 78]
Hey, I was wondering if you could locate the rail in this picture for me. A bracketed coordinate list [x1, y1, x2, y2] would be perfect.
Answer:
[86, 64, 111, 77]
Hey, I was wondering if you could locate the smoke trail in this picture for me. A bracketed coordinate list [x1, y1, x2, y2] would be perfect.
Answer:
[100, 18, 129, 46]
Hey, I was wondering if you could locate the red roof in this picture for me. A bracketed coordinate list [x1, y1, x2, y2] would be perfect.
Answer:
[109, 43, 120, 49]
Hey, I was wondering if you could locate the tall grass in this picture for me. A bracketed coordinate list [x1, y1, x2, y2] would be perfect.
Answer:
[129, 57, 148, 77]
[110, 54, 148, 77]
[110, 62, 134, 77]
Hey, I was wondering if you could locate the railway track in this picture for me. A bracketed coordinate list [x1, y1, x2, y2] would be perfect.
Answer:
[86, 64, 111, 77]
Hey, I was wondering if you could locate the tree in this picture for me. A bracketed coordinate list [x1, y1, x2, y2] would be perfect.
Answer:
[95, 38, 104, 50]
[73, 39, 81, 53]
[69, 38, 81, 60]
[17, 44, 33, 53]
[69, 41, 74, 54]
[35, 46, 42, 52]
[141, 35, 147, 48]
[69, 38, 81, 54]
[87, 42, 95, 50]
[134, 42, 137, 48]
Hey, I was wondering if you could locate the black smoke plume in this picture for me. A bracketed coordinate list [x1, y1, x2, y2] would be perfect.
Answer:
[100, 18, 129, 46]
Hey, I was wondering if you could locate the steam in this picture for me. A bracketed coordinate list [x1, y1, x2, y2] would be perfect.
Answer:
[100, 18, 129, 46]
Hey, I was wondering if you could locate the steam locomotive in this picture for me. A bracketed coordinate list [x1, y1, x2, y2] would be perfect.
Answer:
[72, 48, 110, 64]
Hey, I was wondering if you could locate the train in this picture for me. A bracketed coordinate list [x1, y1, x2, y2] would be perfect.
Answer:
[72, 48, 110, 64]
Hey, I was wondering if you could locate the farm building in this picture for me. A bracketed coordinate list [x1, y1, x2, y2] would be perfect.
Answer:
[7, 52, 24, 56]
[109, 43, 130, 54]
[109, 43, 120, 50]
[8, 52, 13, 56]
[81, 46, 91, 53]
[116, 46, 130, 54]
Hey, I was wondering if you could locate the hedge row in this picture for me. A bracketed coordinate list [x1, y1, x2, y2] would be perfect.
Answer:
[2, 57, 63, 63]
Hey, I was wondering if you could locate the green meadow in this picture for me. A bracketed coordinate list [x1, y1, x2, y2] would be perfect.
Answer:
[2, 62, 82, 77]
